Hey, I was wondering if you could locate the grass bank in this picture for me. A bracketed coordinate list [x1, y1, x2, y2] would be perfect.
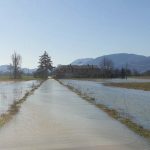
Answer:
[57, 80, 150, 140]
[131, 76, 150, 79]
[104, 82, 150, 91]
[0, 80, 44, 127]
[0, 75, 41, 81]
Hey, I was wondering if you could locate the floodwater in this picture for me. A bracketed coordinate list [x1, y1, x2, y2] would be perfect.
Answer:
[0, 79, 149, 150]
[0, 80, 40, 114]
[61, 79, 150, 130]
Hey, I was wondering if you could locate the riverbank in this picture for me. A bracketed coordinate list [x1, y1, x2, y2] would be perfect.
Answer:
[58, 79, 150, 140]
[0, 80, 44, 127]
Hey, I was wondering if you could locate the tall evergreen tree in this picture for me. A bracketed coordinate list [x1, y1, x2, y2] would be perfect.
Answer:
[36, 51, 53, 79]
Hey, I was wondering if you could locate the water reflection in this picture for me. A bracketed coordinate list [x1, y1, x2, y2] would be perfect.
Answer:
[0, 79, 149, 150]
[0, 80, 40, 114]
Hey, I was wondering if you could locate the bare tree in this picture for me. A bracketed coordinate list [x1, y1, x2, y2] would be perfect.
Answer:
[100, 57, 114, 78]
[11, 52, 22, 79]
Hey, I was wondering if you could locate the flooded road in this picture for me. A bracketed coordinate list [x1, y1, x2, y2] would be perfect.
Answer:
[0, 79, 149, 150]
[61, 79, 150, 130]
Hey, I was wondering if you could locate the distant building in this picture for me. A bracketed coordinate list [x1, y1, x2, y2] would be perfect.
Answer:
[51, 65, 101, 78]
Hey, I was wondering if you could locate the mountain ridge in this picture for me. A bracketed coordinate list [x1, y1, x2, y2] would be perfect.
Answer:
[71, 53, 150, 72]
[0, 65, 36, 74]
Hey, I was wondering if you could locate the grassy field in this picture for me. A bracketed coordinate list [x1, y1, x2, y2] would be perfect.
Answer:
[104, 82, 150, 91]
[0, 75, 40, 81]
[130, 76, 150, 79]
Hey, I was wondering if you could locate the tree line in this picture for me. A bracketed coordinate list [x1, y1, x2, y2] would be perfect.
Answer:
[9, 51, 53, 80]
[8, 51, 148, 80]
[98, 57, 129, 79]
[52, 57, 137, 79]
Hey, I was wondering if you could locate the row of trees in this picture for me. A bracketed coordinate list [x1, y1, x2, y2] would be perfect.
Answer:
[98, 57, 129, 79]
[9, 52, 144, 79]
[52, 57, 131, 79]
[10, 51, 53, 80]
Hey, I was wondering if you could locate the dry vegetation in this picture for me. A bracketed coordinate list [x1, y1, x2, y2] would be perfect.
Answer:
[0, 75, 40, 81]
[131, 76, 150, 79]
[104, 82, 150, 91]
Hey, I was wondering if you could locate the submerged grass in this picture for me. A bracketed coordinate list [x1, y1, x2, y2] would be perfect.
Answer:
[0, 81, 44, 127]
[104, 82, 150, 91]
[57, 80, 150, 140]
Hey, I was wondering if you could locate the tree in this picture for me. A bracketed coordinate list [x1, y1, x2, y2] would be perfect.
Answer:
[36, 51, 53, 79]
[121, 68, 126, 79]
[100, 57, 114, 78]
[11, 52, 22, 79]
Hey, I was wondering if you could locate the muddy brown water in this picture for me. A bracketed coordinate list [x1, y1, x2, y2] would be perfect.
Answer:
[0, 79, 149, 150]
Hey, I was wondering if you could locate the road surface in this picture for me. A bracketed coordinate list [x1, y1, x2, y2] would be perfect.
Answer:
[0, 79, 149, 150]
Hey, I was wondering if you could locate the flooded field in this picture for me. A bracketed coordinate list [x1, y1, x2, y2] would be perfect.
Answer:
[0, 79, 149, 150]
[0, 80, 40, 115]
[60, 79, 150, 130]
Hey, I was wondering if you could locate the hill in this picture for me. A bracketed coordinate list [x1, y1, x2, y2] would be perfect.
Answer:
[0, 65, 36, 75]
[71, 53, 150, 72]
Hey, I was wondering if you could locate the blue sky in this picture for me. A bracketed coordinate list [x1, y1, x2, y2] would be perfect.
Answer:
[0, 0, 150, 68]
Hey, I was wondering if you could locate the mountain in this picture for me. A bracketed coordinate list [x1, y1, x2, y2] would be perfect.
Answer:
[0, 65, 10, 73]
[71, 53, 150, 72]
[0, 65, 36, 74]
[21, 68, 36, 74]
[71, 58, 94, 65]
